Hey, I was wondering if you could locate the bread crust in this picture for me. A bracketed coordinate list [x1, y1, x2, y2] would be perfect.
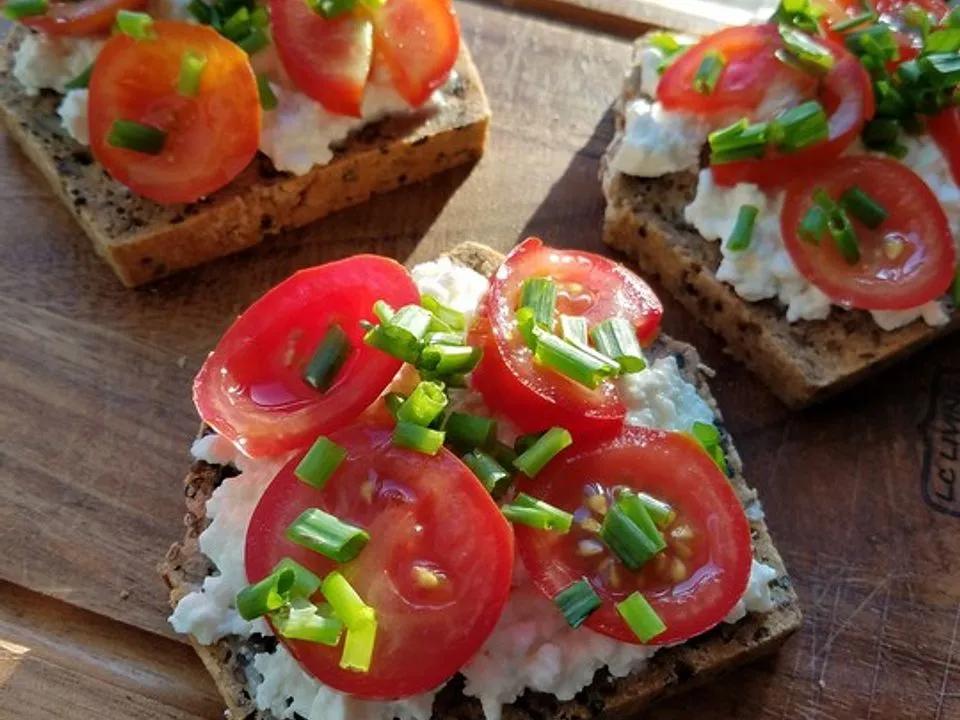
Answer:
[600, 42, 960, 408]
[0, 27, 490, 287]
[159, 241, 802, 720]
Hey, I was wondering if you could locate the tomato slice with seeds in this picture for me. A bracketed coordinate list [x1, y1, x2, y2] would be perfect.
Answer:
[23, 0, 147, 36]
[515, 427, 752, 645]
[781, 156, 955, 311]
[245, 422, 514, 698]
[469, 238, 663, 441]
[194, 256, 419, 458]
[88, 21, 259, 204]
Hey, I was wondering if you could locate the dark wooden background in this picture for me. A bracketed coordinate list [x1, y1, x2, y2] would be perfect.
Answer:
[1, 2, 959, 717]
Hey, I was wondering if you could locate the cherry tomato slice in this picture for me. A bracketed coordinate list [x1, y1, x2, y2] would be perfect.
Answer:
[88, 21, 259, 204]
[821, 0, 948, 61]
[23, 0, 146, 35]
[470, 238, 663, 441]
[372, 0, 459, 107]
[194, 256, 419, 458]
[245, 422, 514, 698]
[270, 0, 373, 117]
[711, 36, 873, 188]
[515, 427, 752, 645]
[928, 108, 960, 188]
[781, 155, 955, 311]
[658, 24, 815, 119]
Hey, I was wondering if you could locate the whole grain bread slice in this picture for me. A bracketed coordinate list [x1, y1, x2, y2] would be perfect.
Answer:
[159, 241, 802, 720]
[0, 26, 489, 287]
[601, 41, 960, 408]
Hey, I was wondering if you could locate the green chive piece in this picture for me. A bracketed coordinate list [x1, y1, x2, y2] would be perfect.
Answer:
[421, 294, 466, 332]
[271, 558, 323, 600]
[274, 598, 344, 645]
[363, 304, 432, 363]
[513, 426, 572, 477]
[424, 331, 465, 346]
[708, 118, 769, 164]
[600, 496, 665, 570]
[617, 490, 667, 548]
[903, 2, 932, 37]
[177, 51, 207, 97]
[947, 5, 960, 28]
[285, 508, 370, 563]
[514, 432, 542, 456]
[637, 492, 675, 528]
[690, 421, 728, 474]
[187, 0, 212, 24]
[303, 324, 351, 391]
[256, 73, 278, 110]
[309, 0, 357, 19]
[340, 616, 377, 672]
[616, 592, 666, 643]
[393, 421, 445, 455]
[693, 50, 726, 94]
[828, 209, 861, 264]
[770, 100, 828, 153]
[116, 9, 155, 39]
[830, 10, 876, 32]
[321, 570, 375, 628]
[846, 23, 899, 63]
[489, 439, 518, 469]
[553, 578, 602, 628]
[444, 411, 497, 452]
[520, 277, 558, 328]
[725, 205, 759, 252]
[920, 53, 960, 87]
[65, 62, 94, 91]
[862, 118, 900, 150]
[590, 318, 647, 373]
[516, 306, 538, 348]
[295, 437, 347, 490]
[532, 328, 620, 389]
[771, 0, 824, 33]
[502, 492, 573, 532]
[648, 31, 681, 54]
[560, 315, 589, 346]
[222, 6, 251, 40]
[373, 300, 395, 324]
[106, 119, 166, 155]
[2, 0, 47, 19]
[798, 205, 828, 245]
[840, 186, 888, 229]
[238, 26, 269, 54]
[924, 28, 960, 53]
[235, 567, 295, 620]
[384, 391, 406, 419]
[251, 5, 268, 26]
[778, 25, 835, 73]
[419, 344, 481, 375]
[462, 449, 512, 495]
[396, 381, 447, 427]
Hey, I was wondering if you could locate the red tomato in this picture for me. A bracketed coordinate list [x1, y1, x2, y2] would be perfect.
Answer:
[194, 256, 419, 458]
[470, 238, 663, 441]
[781, 156, 955, 310]
[928, 108, 960, 188]
[712, 36, 873, 188]
[88, 22, 259, 204]
[515, 427, 752, 645]
[245, 423, 514, 698]
[821, 0, 948, 60]
[658, 24, 816, 119]
[23, 0, 146, 36]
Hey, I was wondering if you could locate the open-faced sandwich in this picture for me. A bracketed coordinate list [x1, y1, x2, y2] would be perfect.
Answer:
[602, 0, 960, 407]
[0, 0, 488, 286]
[161, 238, 802, 720]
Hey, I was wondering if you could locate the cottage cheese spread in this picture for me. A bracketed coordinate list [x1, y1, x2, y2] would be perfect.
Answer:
[171, 261, 782, 720]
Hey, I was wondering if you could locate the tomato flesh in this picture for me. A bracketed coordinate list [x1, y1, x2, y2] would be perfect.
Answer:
[24, 0, 146, 36]
[245, 423, 514, 698]
[88, 21, 260, 204]
[194, 256, 419, 458]
[470, 237, 662, 441]
[781, 156, 955, 311]
[928, 108, 960, 188]
[515, 427, 752, 645]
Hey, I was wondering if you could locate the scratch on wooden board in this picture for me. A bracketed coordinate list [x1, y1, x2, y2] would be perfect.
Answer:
[816, 578, 890, 689]
[934, 602, 960, 720]
[865, 581, 893, 719]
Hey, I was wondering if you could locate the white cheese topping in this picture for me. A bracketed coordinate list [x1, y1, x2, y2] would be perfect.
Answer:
[57, 89, 89, 145]
[410, 256, 490, 324]
[619, 355, 715, 431]
[610, 99, 707, 178]
[13, 33, 103, 96]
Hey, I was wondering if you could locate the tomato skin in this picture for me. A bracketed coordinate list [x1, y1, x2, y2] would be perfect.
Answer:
[515, 427, 752, 646]
[194, 256, 419, 458]
[245, 423, 515, 698]
[928, 108, 960, 188]
[781, 156, 955, 311]
[24, 0, 146, 36]
[88, 22, 260, 204]
[470, 238, 663, 441]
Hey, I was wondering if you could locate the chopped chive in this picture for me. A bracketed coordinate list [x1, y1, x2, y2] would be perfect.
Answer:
[846, 23, 899, 63]
[520, 277, 558, 328]
[421, 294, 466, 331]
[116, 9, 155, 39]
[798, 205, 828, 244]
[363, 304, 432, 363]
[553, 578, 602, 628]
[514, 432, 543, 456]
[444, 411, 497, 452]
[238, 26, 269, 54]
[513, 426, 572, 477]
[393, 421, 445, 455]
[516, 306, 538, 348]
[321, 570, 375, 629]
[462, 449, 512, 495]
[770, 100, 828, 152]
[648, 31, 681, 54]
[257, 73, 278, 110]
[177, 50, 207, 97]
[235, 567, 295, 620]
[187, 0, 212, 23]
[920, 53, 960, 87]
[637, 492, 675, 528]
[502, 493, 573, 532]
[309, 0, 357, 19]
[65, 62, 94, 90]
[903, 2, 932, 37]
[222, 6, 250, 40]
[2, 0, 47, 18]
[778, 25, 835, 73]
[106, 119, 166, 155]
[617, 491, 667, 548]
[590, 318, 646, 373]
[925, 28, 960, 53]
[419, 344, 481, 375]
[616, 592, 666, 643]
[373, 300, 395, 324]
[489, 439, 518, 469]
[285, 508, 370, 563]
[830, 10, 876, 32]
[384, 391, 406, 419]
[274, 599, 343, 645]
[303, 324, 351, 391]
[271, 558, 323, 599]
[690, 421, 728, 474]
[828, 208, 861, 264]
[871, 81, 906, 120]
[560, 315, 589, 346]
[396, 381, 447, 427]
[340, 616, 377, 672]
[295, 436, 347, 489]
[599, 497, 664, 570]
[724, 204, 759, 252]
[708, 118, 769, 164]
[532, 328, 620, 389]
[693, 50, 726, 94]
[862, 118, 900, 148]
[840, 186, 888, 229]
[250, 4, 268, 25]
[947, 5, 960, 28]
[424, 331, 465, 346]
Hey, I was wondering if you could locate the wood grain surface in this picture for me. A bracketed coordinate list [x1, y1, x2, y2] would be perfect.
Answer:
[1, 1, 959, 718]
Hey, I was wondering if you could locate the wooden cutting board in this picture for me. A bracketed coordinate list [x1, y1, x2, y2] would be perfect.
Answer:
[1, 2, 959, 719]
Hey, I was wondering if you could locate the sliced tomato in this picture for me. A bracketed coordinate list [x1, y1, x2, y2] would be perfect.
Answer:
[712, 36, 873, 188]
[245, 422, 514, 698]
[88, 21, 259, 204]
[781, 156, 955, 310]
[269, 0, 373, 117]
[469, 238, 662, 441]
[821, 0, 948, 61]
[515, 427, 752, 645]
[658, 24, 816, 119]
[928, 108, 960, 187]
[372, 0, 459, 107]
[23, 0, 146, 36]
[194, 256, 419, 458]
